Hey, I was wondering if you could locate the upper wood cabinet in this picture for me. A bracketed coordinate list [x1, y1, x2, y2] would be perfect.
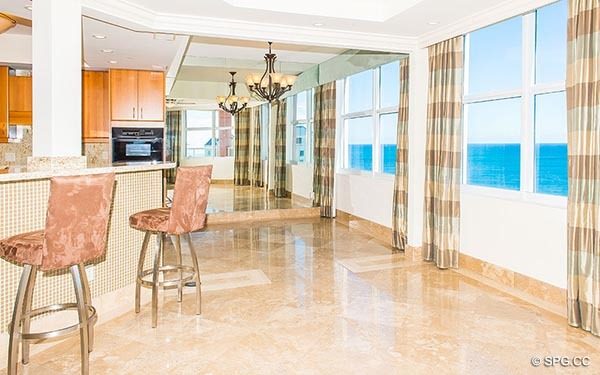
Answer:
[109, 69, 164, 122]
[82, 71, 109, 142]
[0, 67, 8, 143]
[137, 71, 165, 121]
[8, 75, 32, 125]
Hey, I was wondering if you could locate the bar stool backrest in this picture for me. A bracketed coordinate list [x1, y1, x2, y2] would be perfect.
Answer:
[41, 173, 116, 271]
[169, 166, 213, 234]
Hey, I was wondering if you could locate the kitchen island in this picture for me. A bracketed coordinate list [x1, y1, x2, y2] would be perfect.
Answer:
[0, 162, 175, 337]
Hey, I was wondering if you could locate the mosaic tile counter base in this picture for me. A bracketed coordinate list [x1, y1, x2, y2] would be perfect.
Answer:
[0, 170, 162, 332]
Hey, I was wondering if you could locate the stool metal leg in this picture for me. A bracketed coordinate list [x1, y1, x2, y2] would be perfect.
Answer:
[151, 235, 163, 328]
[21, 266, 38, 365]
[77, 264, 94, 353]
[71, 265, 89, 375]
[185, 234, 202, 315]
[8, 265, 33, 375]
[135, 231, 151, 314]
[173, 235, 183, 303]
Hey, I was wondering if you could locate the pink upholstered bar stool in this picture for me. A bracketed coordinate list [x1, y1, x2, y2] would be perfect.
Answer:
[129, 166, 212, 327]
[0, 173, 115, 375]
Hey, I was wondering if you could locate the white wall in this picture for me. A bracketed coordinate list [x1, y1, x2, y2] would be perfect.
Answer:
[461, 189, 567, 288]
[335, 173, 394, 227]
[289, 164, 313, 199]
[0, 34, 32, 65]
[181, 157, 234, 180]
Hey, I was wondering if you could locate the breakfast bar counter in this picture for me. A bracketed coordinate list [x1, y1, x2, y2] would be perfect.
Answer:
[0, 162, 175, 334]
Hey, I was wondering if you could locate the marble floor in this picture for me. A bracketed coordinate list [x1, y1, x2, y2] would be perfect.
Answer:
[205, 185, 312, 213]
[6, 218, 600, 374]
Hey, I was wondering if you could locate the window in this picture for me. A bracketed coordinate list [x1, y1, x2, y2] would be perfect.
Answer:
[464, 0, 567, 196]
[289, 90, 314, 163]
[341, 61, 401, 174]
[185, 110, 233, 158]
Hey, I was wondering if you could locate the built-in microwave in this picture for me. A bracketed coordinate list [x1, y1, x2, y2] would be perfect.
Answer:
[112, 128, 163, 163]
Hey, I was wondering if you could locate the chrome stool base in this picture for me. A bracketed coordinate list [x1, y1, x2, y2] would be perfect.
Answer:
[8, 264, 95, 375]
[135, 232, 202, 328]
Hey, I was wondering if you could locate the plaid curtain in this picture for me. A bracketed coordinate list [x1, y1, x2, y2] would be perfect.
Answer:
[250, 106, 263, 187]
[313, 81, 337, 218]
[234, 108, 251, 186]
[392, 58, 410, 250]
[422, 36, 464, 269]
[567, 0, 600, 335]
[165, 111, 182, 184]
[273, 99, 287, 197]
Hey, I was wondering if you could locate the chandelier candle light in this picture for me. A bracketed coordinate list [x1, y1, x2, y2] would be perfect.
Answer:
[246, 42, 298, 102]
[217, 72, 250, 116]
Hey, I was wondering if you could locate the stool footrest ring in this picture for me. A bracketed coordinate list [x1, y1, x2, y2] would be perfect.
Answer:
[17, 303, 97, 341]
[137, 264, 196, 289]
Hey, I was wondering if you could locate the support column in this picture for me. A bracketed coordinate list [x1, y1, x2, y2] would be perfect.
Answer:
[30, 0, 84, 168]
[407, 48, 429, 247]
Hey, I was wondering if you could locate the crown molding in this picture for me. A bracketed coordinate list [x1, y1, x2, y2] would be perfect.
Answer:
[81, 0, 418, 53]
[417, 0, 558, 48]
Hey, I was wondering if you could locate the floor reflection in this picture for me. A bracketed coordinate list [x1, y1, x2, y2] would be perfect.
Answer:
[206, 184, 312, 213]
[16, 218, 600, 374]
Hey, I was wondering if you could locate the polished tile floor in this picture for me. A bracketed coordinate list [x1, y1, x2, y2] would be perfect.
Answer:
[205, 185, 311, 213]
[7, 218, 600, 374]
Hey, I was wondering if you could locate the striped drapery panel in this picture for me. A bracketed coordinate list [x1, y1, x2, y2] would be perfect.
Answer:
[422, 36, 464, 269]
[165, 111, 182, 184]
[313, 81, 337, 218]
[250, 106, 263, 187]
[234, 108, 251, 186]
[273, 99, 287, 197]
[392, 58, 410, 250]
[567, 0, 600, 336]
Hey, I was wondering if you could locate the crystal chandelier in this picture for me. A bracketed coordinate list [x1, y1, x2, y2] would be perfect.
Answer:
[246, 42, 298, 102]
[216, 72, 250, 115]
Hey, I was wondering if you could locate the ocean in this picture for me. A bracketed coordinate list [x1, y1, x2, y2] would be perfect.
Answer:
[348, 143, 567, 196]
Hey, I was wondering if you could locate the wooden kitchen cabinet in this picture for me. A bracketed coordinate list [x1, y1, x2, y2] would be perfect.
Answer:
[110, 69, 139, 121]
[8, 75, 32, 125]
[109, 69, 164, 122]
[82, 71, 109, 142]
[137, 71, 165, 121]
[0, 67, 8, 143]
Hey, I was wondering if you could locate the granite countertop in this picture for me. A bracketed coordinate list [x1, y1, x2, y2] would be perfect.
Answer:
[0, 162, 176, 183]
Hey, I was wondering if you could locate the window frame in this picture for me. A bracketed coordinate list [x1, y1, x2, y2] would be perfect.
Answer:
[462, 6, 567, 199]
[288, 89, 314, 165]
[183, 110, 234, 158]
[339, 63, 400, 177]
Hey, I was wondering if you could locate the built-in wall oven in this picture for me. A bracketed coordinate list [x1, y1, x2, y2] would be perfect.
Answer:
[112, 128, 164, 163]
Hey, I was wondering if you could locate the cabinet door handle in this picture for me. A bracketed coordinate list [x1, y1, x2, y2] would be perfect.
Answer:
[141, 108, 144, 119]
[132, 107, 136, 119]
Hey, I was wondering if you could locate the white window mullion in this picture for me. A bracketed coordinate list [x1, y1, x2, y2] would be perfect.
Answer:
[373, 68, 381, 174]
[462, 35, 470, 185]
[521, 13, 536, 193]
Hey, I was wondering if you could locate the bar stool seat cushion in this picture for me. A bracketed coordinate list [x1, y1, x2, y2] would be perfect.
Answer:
[129, 208, 171, 233]
[0, 230, 44, 266]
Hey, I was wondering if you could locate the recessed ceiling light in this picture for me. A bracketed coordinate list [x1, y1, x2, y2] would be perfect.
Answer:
[24, 5, 32, 11]
[108, 60, 117, 64]
[313, 22, 324, 27]
[428, 21, 440, 25]
[93, 34, 106, 39]
[101, 49, 114, 53]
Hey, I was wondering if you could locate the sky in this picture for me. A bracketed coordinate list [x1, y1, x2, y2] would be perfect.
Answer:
[468, 0, 567, 144]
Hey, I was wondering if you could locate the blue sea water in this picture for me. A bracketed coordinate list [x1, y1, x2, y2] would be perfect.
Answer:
[348, 145, 396, 174]
[467, 143, 567, 196]
[349, 143, 567, 196]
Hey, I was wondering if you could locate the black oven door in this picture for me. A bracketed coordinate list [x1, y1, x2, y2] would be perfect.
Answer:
[112, 129, 164, 163]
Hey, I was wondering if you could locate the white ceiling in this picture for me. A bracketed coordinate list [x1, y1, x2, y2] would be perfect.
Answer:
[0, 0, 186, 71]
[93, 0, 502, 38]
